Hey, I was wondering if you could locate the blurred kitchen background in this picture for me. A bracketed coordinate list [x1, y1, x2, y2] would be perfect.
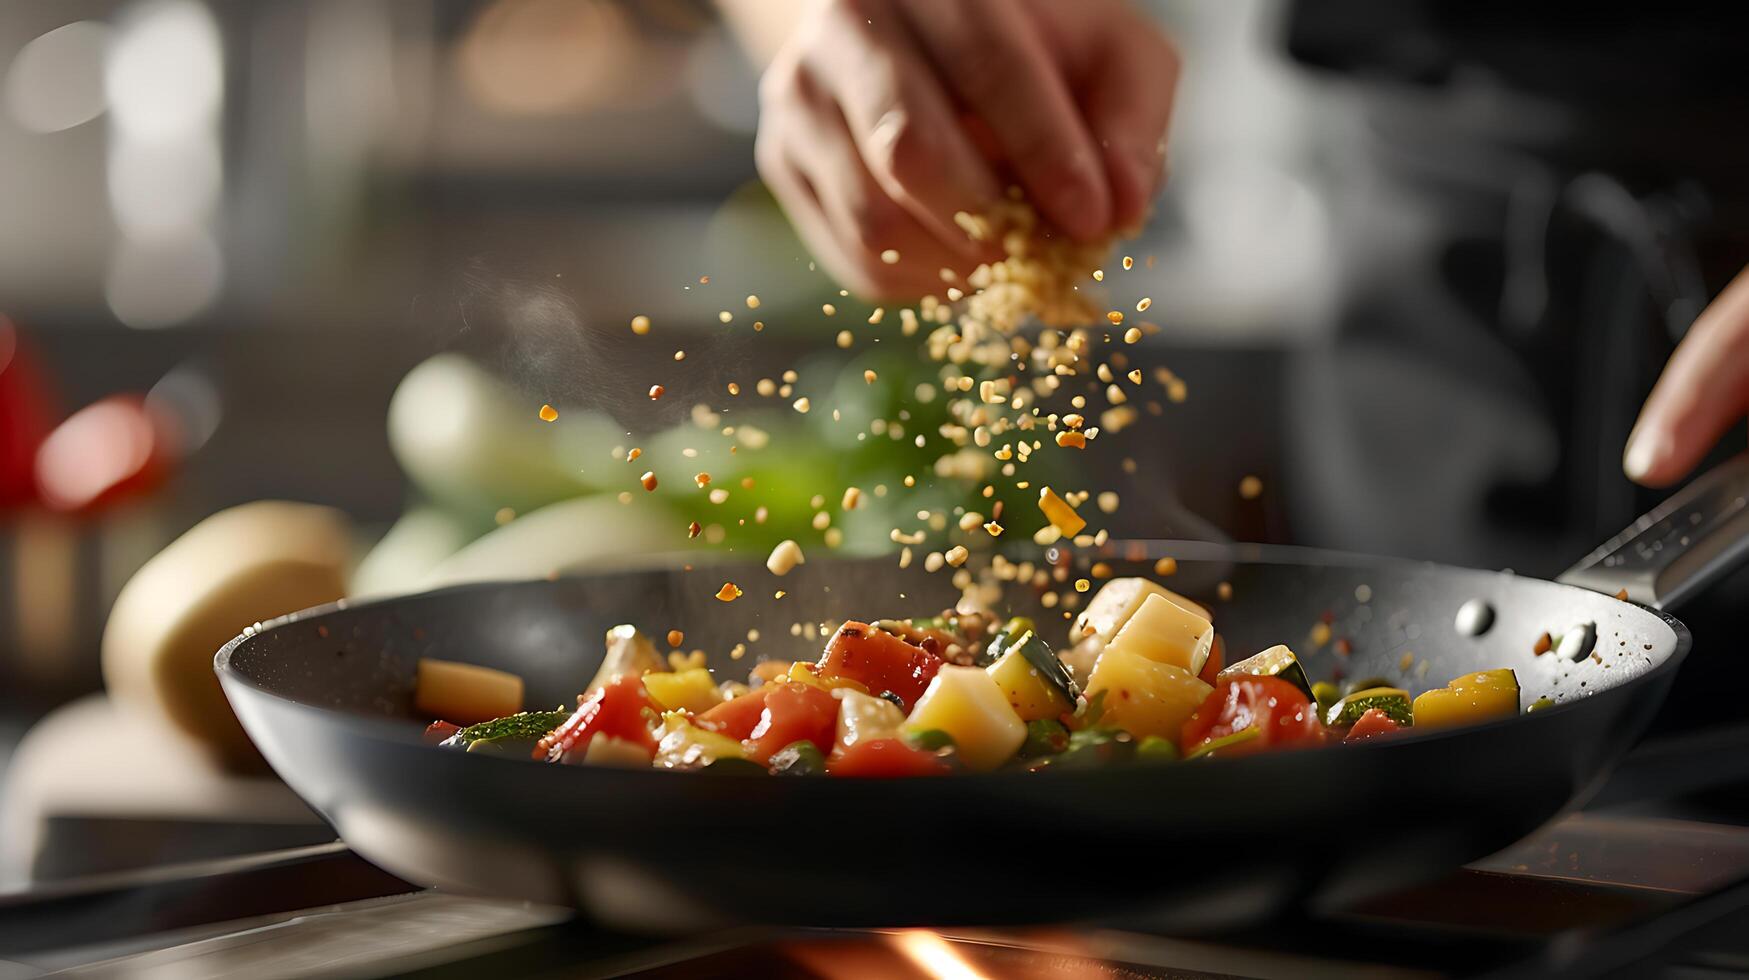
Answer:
[0, 0, 1743, 885]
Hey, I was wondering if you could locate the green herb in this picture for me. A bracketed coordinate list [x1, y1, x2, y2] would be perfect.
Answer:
[1017, 719, 1070, 759]
[1074, 689, 1111, 730]
[450, 710, 569, 746]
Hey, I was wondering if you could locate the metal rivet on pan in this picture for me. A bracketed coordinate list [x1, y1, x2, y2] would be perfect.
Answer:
[1557, 622, 1598, 662]
[1455, 599, 1495, 637]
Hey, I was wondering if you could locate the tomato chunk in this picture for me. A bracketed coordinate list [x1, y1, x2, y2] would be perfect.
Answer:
[827, 738, 953, 777]
[1345, 707, 1402, 742]
[423, 720, 461, 745]
[541, 674, 659, 761]
[746, 683, 840, 763]
[818, 621, 943, 706]
[1182, 676, 1323, 757]
[695, 686, 773, 739]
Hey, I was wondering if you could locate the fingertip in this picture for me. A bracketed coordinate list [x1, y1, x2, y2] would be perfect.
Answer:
[1042, 170, 1111, 243]
[1623, 421, 1689, 488]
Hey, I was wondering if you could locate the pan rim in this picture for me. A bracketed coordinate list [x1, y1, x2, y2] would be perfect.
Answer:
[214, 541, 1692, 781]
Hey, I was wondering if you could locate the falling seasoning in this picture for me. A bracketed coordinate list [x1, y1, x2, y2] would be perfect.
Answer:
[1037, 486, 1086, 537]
[538, 404, 559, 422]
[627, 447, 642, 462]
[864, 369, 878, 384]
[630, 315, 651, 335]
[767, 539, 804, 576]
[694, 472, 711, 488]
[687, 521, 701, 539]
[746, 294, 761, 309]
[880, 249, 900, 264]
[667, 630, 685, 647]
[673, 350, 686, 361]
[1239, 475, 1263, 500]
[649, 384, 665, 400]
[640, 471, 658, 491]
[715, 582, 743, 602]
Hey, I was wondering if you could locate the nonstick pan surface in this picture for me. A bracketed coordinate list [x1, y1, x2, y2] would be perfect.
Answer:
[217, 541, 1686, 930]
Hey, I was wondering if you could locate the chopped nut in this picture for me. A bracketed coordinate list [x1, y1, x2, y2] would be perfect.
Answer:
[538, 404, 558, 422]
[709, 488, 729, 504]
[842, 487, 862, 510]
[1123, 327, 1142, 344]
[792, 397, 811, 414]
[880, 249, 900, 264]
[1136, 297, 1152, 312]
[822, 303, 837, 316]
[1055, 431, 1087, 449]
[1075, 578, 1090, 593]
[1106, 311, 1124, 325]
[864, 369, 878, 384]
[640, 471, 658, 491]
[694, 472, 711, 487]
[1122, 255, 1134, 270]
[766, 539, 805, 576]
[687, 521, 701, 539]
[746, 294, 761, 309]
[727, 382, 741, 395]
[648, 384, 665, 400]
[1154, 557, 1177, 576]
[715, 582, 743, 602]
[1239, 475, 1263, 500]
[1038, 486, 1086, 537]
[945, 545, 969, 567]
[718, 311, 733, 323]
[631, 315, 652, 335]
[667, 629, 684, 647]
[984, 521, 1003, 536]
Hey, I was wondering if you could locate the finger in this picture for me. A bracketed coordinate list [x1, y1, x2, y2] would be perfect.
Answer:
[1074, 26, 1180, 232]
[897, 0, 1112, 241]
[787, 95, 984, 299]
[1623, 267, 1749, 487]
[800, 0, 1002, 258]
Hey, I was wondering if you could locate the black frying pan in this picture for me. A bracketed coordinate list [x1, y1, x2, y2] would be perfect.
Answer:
[215, 457, 1749, 931]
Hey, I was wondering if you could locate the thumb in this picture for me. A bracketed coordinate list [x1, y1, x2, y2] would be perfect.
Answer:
[1624, 266, 1749, 487]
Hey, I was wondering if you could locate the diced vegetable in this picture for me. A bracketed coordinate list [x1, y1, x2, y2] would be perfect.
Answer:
[581, 734, 656, 767]
[1412, 669, 1520, 730]
[1527, 696, 1555, 712]
[1037, 727, 1135, 769]
[768, 740, 826, 775]
[833, 688, 905, 750]
[1101, 592, 1214, 677]
[584, 625, 664, 693]
[1074, 578, 1214, 646]
[1310, 680, 1340, 717]
[1083, 647, 1213, 742]
[1182, 676, 1323, 758]
[1345, 708, 1401, 742]
[1218, 644, 1312, 700]
[1037, 486, 1086, 537]
[654, 710, 747, 769]
[1325, 687, 1412, 728]
[424, 720, 461, 745]
[694, 686, 772, 739]
[787, 660, 869, 694]
[642, 668, 723, 714]
[1198, 634, 1225, 687]
[541, 674, 660, 761]
[987, 645, 1074, 722]
[978, 616, 1033, 667]
[414, 658, 524, 726]
[902, 665, 1027, 771]
[1186, 726, 1261, 759]
[827, 738, 953, 777]
[818, 622, 944, 706]
[747, 682, 841, 763]
[1136, 735, 1180, 762]
[904, 728, 957, 752]
[1016, 718, 1070, 759]
[448, 709, 570, 746]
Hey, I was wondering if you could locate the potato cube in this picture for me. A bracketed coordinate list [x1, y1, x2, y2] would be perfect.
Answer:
[902, 665, 1026, 771]
[1084, 648, 1212, 742]
[987, 649, 1072, 721]
[1075, 577, 1214, 644]
[642, 668, 722, 714]
[414, 658, 523, 725]
[1103, 592, 1214, 676]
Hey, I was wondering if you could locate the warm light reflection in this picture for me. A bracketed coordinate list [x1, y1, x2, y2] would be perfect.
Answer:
[105, 0, 222, 141]
[4, 21, 110, 134]
[35, 397, 161, 512]
[889, 931, 993, 980]
[457, 0, 639, 115]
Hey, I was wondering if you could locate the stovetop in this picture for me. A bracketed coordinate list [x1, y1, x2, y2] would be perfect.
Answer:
[12, 726, 1749, 979]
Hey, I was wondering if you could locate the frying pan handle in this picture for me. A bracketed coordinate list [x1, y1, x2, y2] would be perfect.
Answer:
[1558, 454, 1749, 611]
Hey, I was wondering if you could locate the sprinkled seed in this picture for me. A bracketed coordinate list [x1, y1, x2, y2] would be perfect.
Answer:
[673, 350, 686, 361]
[741, 477, 754, 489]
[1123, 327, 1142, 344]
[792, 396, 811, 414]
[715, 582, 742, 602]
[924, 551, 945, 573]
[1091, 562, 1113, 579]
[746, 294, 760, 309]
[640, 471, 658, 491]
[1239, 475, 1263, 500]
[627, 447, 642, 462]
[1075, 578, 1090, 592]
[1092, 269, 1105, 282]
[694, 472, 711, 487]
[1098, 491, 1119, 513]
[868, 308, 884, 324]
[754, 506, 769, 523]
[881, 249, 901, 264]
[842, 487, 862, 510]
[1128, 369, 1143, 384]
[753, 321, 764, 331]
[631, 315, 652, 335]
[667, 630, 684, 647]
[618, 491, 633, 504]
[783, 370, 798, 383]
[756, 378, 776, 396]
[538, 404, 558, 422]
[811, 511, 830, 531]
[903, 475, 916, 487]
[699, 275, 711, 284]
[1136, 297, 1152, 312]
[822, 303, 837, 316]
[863, 369, 878, 384]
[1107, 384, 1127, 405]
[1097, 364, 1114, 383]
[718, 311, 733, 323]
[984, 521, 1004, 537]
[494, 507, 515, 525]
[1217, 582, 1234, 601]
[1055, 431, 1087, 449]
[649, 384, 665, 400]
[1122, 255, 1134, 270]
[766, 539, 804, 576]
[687, 521, 701, 538]
[945, 545, 969, 567]
[1038, 486, 1086, 537]
[709, 488, 729, 504]
[1106, 311, 1124, 325]
[836, 330, 853, 348]
[899, 546, 913, 568]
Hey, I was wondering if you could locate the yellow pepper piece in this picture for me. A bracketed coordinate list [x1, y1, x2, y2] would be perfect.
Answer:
[1037, 486, 1086, 537]
[641, 668, 721, 714]
[1412, 669, 1519, 730]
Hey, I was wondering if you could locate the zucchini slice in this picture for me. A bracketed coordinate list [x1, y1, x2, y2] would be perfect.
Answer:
[1325, 687, 1412, 727]
[1217, 644, 1313, 700]
[985, 619, 1079, 704]
[1186, 726, 1261, 759]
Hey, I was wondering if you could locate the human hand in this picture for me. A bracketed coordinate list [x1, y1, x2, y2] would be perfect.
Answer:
[1624, 266, 1749, 486]
[754, 0, 1179, 298]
